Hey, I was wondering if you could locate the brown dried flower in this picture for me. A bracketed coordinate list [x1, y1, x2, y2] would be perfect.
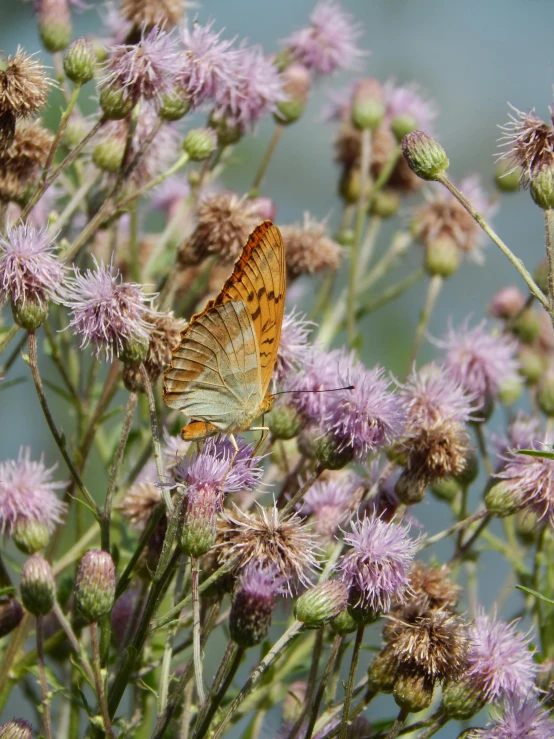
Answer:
[280, 214, 342, 279]
[499, 106, 554, 185]
[408, 561, 461, 612]
[0, 119, 54, 201]
[121, 0, 184, 30]
[404, 418, 471, 483]
[0, 49, 51, 120]
[120, 465, 162, 529]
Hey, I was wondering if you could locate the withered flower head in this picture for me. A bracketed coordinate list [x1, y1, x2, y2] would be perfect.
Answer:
[0, 48, 51, 122]
[404, 417, 471, 483]
[219, 503, 319, 594]
[498, 104, 554, 186]
[407, 561, 461, 612]
[0, 120, 54, 201]
[181, 192, 266, 266]
[121, 0, 185, 30]
[280, 213, 342, 279]
[119, 461, 162, 528]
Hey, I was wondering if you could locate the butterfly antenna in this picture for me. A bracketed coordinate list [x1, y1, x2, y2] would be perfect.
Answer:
[272, 384, 355, 397]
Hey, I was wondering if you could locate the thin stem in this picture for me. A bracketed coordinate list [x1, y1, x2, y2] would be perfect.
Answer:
[474, 422, 493, 476]
[42, 321, 81, 404]
[0, 333, 26, 378]
[408, 274, 442, 371]
[180, 680, 195, 739]
[438, 173, 548, 309]
[282, 465, 324, 516]
[117, 150, 190, 211]
[191, 556, 206, 704]
[303, 634, 342, 739]
[414, 712, 448, 739]
[52, 603, 95, 686]
[36, 616, 53, 739]
[211, 621, 305, 739]
[158, 563, 187, 715]
[421, 508, 489, 549]
[27, 331, 100, 518]
[450, 513, 493, 565]
[90, 622, 115, 739]
[383, 708, 410, 739]
[54, 172, 100, 233]
[114, 505, 165, 597]
[193, 643, 244, 739]
[140, 365, 172, 511]
[288, 628, 324, 739]
[42, 83, 82, 180]
[351, 268, 425, 322]
[250, 123, 284, 193]
[339, 624, 365, 739]
[546, 209, 554, 312]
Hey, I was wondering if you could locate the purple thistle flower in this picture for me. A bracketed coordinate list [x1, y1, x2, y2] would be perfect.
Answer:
[61, 257, 156, 361]
[100, 25, 181, 105]
[151, 175, 191, 213]
[336, 514, 419, 613]
[179, 21, 242, 108]
[475, 698, 554, 739]
[173, 436, 264, 499]
[436, 320, 519, 410]
[0, 447, 66, 536]
[288, 346, 346, 423]
[301, 474, 360, 540]
[326, 355, 406, 462]
[491, 413, 541, 469]
[285, 0, 364, 76]
[236, 561, 286, 598]
[273, 308, 315, 385]
[99, 2, 133, 45]
[464, 611, 536, 702]
[0, 224, 65, 307]
[383, 80, 438, 131]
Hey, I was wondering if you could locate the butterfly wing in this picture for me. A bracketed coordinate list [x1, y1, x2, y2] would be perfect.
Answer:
[200, 221, 286, 396]
[163, 300, 263, 432]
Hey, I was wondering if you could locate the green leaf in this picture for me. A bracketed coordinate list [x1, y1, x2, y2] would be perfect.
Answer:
[517, 448, 554, 460]
[516, 584, 554, 606]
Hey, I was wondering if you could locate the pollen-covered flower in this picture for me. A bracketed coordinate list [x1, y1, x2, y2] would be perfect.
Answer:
[383, 80, 438, 132]
[272, 308, 314, 384]
[0, 224, 65, 308]
[0, 447, 66, 538]
[436, 320, 519, 411]
[0, 48, 51, 122]
[284, 0, 364, 76]
[473, 698, 554, 739]
[280, 214, 342, 279]
[219, 503, 319, 594]
[301, 473, 361, 541]
[61, 257, 156, 361]
[498, 104, 554, 186]
[337, 514, 419, 614]
[100, 25, 181, 106]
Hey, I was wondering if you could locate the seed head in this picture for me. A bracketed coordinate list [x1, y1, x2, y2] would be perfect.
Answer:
[498, 104, 554, 186]
[0, 120, 54, 201]
[121, 0, 184, 30]
[0, 48, 51, 121]
[280, 214, 342, 279]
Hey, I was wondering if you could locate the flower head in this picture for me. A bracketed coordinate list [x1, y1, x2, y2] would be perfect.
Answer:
[229, 562, 285, 646]
[492, 412, 541, 469]
[407, 561, 461, 611]
[489, 285, 527, 320]
[288, 347, 345, 424]
[0, 48, 51, 121]
[121, 0, 184, 30]
[474, 698, 554, 739]
[273, 308, 314, 385]
[285, 0, 364, 76]
[280, 214, 342, 279]
[383, 80, 438, 131]
[436, 320, 519, 410]
[498, 104, 554, 186]
[0, 224, 65, 308]
[337, 514, 419, 613]
[61, 257, 156, 361]
[120, 460, 161, 529]
[151, 175, 190, 214]
[0, 120, 54, 201]
[0, 447, 66, 537]
[301, 474, 361, 541]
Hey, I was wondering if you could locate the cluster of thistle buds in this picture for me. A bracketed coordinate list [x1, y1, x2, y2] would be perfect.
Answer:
[2, 0, 554, 738]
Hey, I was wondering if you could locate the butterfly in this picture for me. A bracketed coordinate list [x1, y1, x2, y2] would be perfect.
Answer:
[163, 221, 286, 452]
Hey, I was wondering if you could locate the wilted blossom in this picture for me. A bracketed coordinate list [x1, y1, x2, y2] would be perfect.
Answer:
[383, 80, 438, 130]
[0, 224, 65, 306]
[0, 447, 66, 536]
[498, 104, 554, 185]
[436, 320, 519, 410]
[61, 257, 156, 361]
[337, 514, 419, 613]
[284, 0, 364, 76]
[473, 698, 554, 739]
[272, 308, 314, 385]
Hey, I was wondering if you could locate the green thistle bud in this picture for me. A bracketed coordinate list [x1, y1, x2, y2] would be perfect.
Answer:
[159, 90, 191, 122]
[20, 554, 56, 616]
[339, 167, 371, 204]
[347, 587, 380, 625]
[268, 403, 303, 440]
[62, 115, 88, 149]
[294, 580, 349, 629]
[368, 189, 400, 219]
[209, 112, 242, 146]
[424, 236, 461, 278]
[119, 338, 149, 367]
[74, 549, 116, 623]
[275, 64, 310, 125]
[431, 477, 461, 503]
[537, 368, 554, 417]
[393, 671, 434, 713]
[484, 480, 521, 518]
[455, 450, 479, 487]
[531, 164, 554, 210]
[368, 645, 398, 693]
[330, 607, 358, 635]
[515, 508, 541, 544]
[63, 38, 96, 85]
[315, 435, 355, 471]
[391, 113, 419, 141]
[534, 259, 549, 295]
[401, 131, 449, 181]
[92, 136, 126, 174]
[512, 308, 541, 344]
[442, 678, 486, 720]
[517, 345, 546, 385]
[99, 86, 136, 120]
[0, 599, 24, 638]
[494, 161, 521, 193]
[11, 296, 48, 331]
[0, 718, 33, 739]
[351, 78, 385, 131]
[178, 492, 217, 557]
[336, 228, 355, 247]
[39, 0, 71, 53]
[182, 128, 218, 162]
[12, 518, 50, 555]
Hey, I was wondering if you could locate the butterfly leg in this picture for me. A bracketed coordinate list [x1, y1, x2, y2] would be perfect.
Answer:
[218, 433, 241, 494]
[250, 426, 269, 457]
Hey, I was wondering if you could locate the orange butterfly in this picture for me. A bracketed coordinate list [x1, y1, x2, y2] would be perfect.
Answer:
[163, 221, 286, 451]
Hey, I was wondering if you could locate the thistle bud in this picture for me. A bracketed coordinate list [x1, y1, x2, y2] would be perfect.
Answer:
[442, 678, 486, 720]
[92, 135, 126, 174]
[393, 671, 434, 713]
[431, 477, 461, 502]
[0, 599, 24, 638]
[455, 450, 479, 487]
[484, 480, 521, 518]
[229, 564, 280, 647]
[512, 308, 541, 344]
[38, 0, 72, 53]
[315, 435, 355, 471]
[351, 78, 385, 131]
[12, 518, 50, 555]
[395, 471, 427, 505]
[178, 491, 217, 557]
[494, 160, 521, 193]
[330, 607, 357, 635]
[62, 115, 88, 149]
[368, 189, 400, 219]
[339, 167, 371, 204]
[0, 719, 33, 739]
[74, 549, 116, 622]
[391, 113, 419, 142]
[275, 64, 311, 125]
[11, 296, 49, 331]
[119, 338, 149, 367]
[182, 127, 218, 162]
[63, 38, 96, 85]
[498, 375, 524, 406]
[537, 368, 554, 417]
[515, 508, 541, 545]
[268, 403, 303, 440]
[20, 554, 56, 616]
[531, 164, 554, 210]
[368, 645, 398, 693]
[294, 580, 349, 629]
[534, 259, 549, 295]
[208, 113, 242, 147]
[424, 236, 460, 278]
[99, 85, 136, 121]
[517, 345, 546, 385]
[401, 131, 449, 181]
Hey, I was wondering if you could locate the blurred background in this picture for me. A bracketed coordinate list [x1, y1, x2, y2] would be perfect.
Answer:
[1, 0, 554, 734]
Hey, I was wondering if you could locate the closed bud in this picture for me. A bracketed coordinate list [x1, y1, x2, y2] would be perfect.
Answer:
[12, 518, 50, 555]
[537, 367, 554, 417]
[455, 450, 479, 487]
[393, 671, 434, 713]
[531, 164, 554, 210]
[99, 85, 136, 120]
[484, 480, 521, 518]
[442, 678, 485, 720]
[11, 296, 48, 331]
[0, 719, 33, 739]
[517, 346, 546, 385]
[336, 228, 355, 247]
[0, 599, 24, 638]
[182, 128, 217, 162]
[330, 607, 357, 634]
[62, 115, 88, 149]
[339, 167, 371, 204]
[75, 549, 116, 622]
[294, 580, 349, 629]
[495, 160, 521, 193]
[229, 564, 279, 647]
[315, 435, 355, 471]
[351, 78, 385, 131]
[391, 113, 419, 142]
[63, 38, 96, 85]
[534, 259, 549, 295]
[402, 131, 449, 181]
[430, 477, 461, 502]
[513, 308, 541, 344]
[39, 0, 72, 53]
[275, 64, 310, 125]
[515, 508, 541, 544]
[119, 338, 149, 367]
[424, 236, 460, 278]
[20, 554, 56, 616]
[347, 587, 380, 624]
[92, 136, 126, 174]
[368, 645, 398, 693]
[159, 90, 191, 122]
[209, 112, 242, 147]
[268, 403, 303, 440]
[368, 189, 400, 219]
[395, 470, 427, 505]
[178, 492, 217, 557]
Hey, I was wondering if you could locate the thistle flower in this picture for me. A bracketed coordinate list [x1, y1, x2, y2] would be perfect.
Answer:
[473, 698, 554, 739]
[0, 48, 51, 122]
[498, 104, 554, 186]
[121, 0, 184, 30]
[383, 80, 438, 134]
[288, 347, 345, 424]
[219, 503, 319, 594]
[272, 308, 314, 384]
[436, 320, 519, 411]
[0, 447, 66, 540]
[491, 412, 540, 468]
[280, 214, 342, 279]
[0, 718, 34, 739]
[61, 257, 156, 362]
[365, 463, 401, 522]
[406, 561, 461, 612]
[0, 119, 54, 200]
[336, 514, 419, 614]
[120, 461, 162, 529]
[301, 473, 361, 539]
[100, 26, 181, 107]
[284, 0, 364, 76]
[229, 562, 284, 646]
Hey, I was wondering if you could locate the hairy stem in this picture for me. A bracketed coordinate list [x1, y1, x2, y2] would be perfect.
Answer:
[193, 643, 244, 739]
[90, 621, 115, 739]
[191, 557, 206, 704]
[339, 624, 365, 739]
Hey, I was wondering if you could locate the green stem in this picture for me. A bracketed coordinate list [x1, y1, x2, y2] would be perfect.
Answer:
[129, 203, 140, 282]
[53, 172, 100, 233]
[303, 634, 342, 739]
[282, 465, 324, 516]
[43, 321, 81, 405]
[158, 563, 187, 715]
[414, 712, 448, 739]
[52, 603, 95, 685]
[193, 643, 244, 739]
[36, 616, 53, 739]
[191, 557, 206, 704]
[352, 267, 425, 322]
[473, 422, 493, 477]
[139, 365, 172, 511]
[117, 150, 190, 211]
[288, 628, 324, 739]
[90, 621, 115, 739]
[408, 274, 442, 371]
[250, 123, 284, 194]
[421, 509, 489, 550]
[41, 83, 82, 181]
[545, 209, 554, 313]
[339, 624, 365, 739]
[438, 173, 548, 309]
[114, 506, 165, 598]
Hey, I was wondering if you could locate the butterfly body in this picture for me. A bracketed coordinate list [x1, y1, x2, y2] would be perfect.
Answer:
[163, 222, 285, 443]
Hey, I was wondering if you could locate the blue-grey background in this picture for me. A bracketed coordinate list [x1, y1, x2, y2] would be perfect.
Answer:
[1, 0, 553, 735]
